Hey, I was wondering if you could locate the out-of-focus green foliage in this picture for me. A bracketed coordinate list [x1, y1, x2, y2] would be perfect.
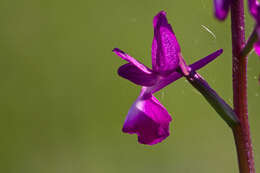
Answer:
[0, 0, 259, 172]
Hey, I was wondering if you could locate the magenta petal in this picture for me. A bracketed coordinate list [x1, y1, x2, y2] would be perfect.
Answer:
[254, 41, 260, 56]
[214, 0, 230, 20]
[118, 63, 158, 86]
[254, 27, 260, 56]
[122, 91, 172, 145]
[248, 0, 260, 18]
[113, 48, 152, 74]
[190, 49, 223, 71]
[151, 11, 180, 74]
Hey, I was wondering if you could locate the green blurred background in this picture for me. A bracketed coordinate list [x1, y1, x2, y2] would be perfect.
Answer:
[0, 0, 259, 172]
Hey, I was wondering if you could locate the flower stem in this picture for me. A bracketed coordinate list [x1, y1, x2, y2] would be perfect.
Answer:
[230, 0, 255, 172]
[185, 71, 239, 127]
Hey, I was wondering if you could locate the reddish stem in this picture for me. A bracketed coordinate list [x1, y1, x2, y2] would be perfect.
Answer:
[230, 0, 255, 172]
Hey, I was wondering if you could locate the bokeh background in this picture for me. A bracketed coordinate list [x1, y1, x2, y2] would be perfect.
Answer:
[0, 0, 259, 172]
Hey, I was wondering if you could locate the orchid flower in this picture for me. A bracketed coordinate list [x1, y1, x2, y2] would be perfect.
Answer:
[113, 11, 223, 145]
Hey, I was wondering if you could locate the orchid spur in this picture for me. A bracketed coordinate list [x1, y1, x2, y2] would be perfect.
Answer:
[113, 11, 223, 145]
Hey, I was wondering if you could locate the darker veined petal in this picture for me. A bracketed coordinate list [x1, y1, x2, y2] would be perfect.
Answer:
[152, 11, 180, 75]
[214, 0, 231, 20]
[118, 63, 158, 86]
[122, 90, 172, 145]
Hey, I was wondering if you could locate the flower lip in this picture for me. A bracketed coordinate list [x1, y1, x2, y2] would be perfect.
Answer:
[122, 89, 172, 145]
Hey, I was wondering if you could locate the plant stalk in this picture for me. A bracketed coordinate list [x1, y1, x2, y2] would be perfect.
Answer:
[230, 0, 255, 172]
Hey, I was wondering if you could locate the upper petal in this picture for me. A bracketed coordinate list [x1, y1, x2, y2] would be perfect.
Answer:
[118, 63, 158, 86]
[151, 11, 180, 75]
[214, 0, 231, 20]
[122, 90, 172, 145]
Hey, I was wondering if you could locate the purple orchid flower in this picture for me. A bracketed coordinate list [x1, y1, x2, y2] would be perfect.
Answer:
[248, 0, 260, 56]
[113, 11, 223, 145]
[214, 0, 231, 20]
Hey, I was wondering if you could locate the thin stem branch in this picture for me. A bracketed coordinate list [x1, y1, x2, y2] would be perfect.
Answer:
[230, 0, 255, 172]
[240, 27, 258, 58]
